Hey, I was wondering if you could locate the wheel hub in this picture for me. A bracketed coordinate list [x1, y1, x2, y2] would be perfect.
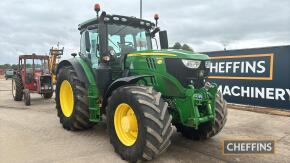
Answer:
[59, 80, 74, 117]
[121, 113, 137, 133]
[114, 103, 138, 146]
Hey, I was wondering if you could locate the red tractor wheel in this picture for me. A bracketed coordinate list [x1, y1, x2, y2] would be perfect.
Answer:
[12, 75, 24, 101]
[24, 89, 31, 106]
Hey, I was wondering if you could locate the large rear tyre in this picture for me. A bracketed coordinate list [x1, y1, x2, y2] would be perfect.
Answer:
[107, 86, 173, 162]
[176, 92, 227, 140]
[12, 75, 23, 101]
[55, 66, 93, 130]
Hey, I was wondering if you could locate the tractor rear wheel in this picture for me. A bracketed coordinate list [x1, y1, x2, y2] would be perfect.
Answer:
[12, 75, 23, 101]
[176, 92, 227, 140]
[55, 66, 93, 130]
[107, 86, 173, 162]
[43, 92, 53, 99]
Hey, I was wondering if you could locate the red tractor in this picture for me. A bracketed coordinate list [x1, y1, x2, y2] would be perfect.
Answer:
[12, 54, 54, 105]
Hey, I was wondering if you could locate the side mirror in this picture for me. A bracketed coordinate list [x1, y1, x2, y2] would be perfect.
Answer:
[159, 30, 168, 49]
[71, 53, 77, 58]
[85, 31, 91, 52]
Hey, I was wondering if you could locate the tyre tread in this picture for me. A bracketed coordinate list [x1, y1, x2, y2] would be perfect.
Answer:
[107, 85, 173, 162]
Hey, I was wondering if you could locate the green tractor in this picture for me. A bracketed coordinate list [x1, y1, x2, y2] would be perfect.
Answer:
[55, 4, 227, 162]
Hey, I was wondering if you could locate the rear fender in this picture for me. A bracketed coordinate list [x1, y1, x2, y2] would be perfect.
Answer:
[57, 58, 101, 122]
[56, 59, 89, 87]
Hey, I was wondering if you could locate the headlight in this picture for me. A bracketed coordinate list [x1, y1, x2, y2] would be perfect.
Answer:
[205, 61, 211, 68]
[182, 59, 201, 69]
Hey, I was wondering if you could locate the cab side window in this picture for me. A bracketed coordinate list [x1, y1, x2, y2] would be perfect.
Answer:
[89, 31, 99, 68]
[80, 30, 99, 68]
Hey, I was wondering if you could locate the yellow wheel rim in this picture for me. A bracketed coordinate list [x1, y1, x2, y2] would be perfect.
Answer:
[60, 80, 74, 117]
[114, 103, 138, 146]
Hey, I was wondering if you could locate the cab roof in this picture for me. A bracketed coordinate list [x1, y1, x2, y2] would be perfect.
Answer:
[78, 14, 155, 31]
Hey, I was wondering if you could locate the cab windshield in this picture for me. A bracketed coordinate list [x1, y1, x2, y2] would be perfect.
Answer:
[80, 24, 153, 68]
[107, 24, 152, 56]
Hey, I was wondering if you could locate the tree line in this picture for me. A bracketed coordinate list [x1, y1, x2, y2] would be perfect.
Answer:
[0, 64, 18, 70]
[1, 43, 193, 68]
[169, 42, 194, 52]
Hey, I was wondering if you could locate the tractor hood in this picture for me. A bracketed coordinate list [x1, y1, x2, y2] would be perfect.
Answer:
[128, 49, 209, 60]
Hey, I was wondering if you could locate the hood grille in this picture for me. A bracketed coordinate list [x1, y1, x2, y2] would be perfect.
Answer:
[165, 58, 209, 88]
[146, 58, 156, 70]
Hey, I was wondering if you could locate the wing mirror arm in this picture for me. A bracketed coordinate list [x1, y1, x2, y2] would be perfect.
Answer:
[150, 27, 160, 38]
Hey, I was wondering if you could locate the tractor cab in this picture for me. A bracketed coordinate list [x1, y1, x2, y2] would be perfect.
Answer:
[19, 54, 50, 89]
[76, 8, 170, 92]
[77, 7, 168, 65]
[12, 54, 53, 105]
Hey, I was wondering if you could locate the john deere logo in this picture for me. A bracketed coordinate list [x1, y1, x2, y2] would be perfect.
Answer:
[209, 54, 274, 80]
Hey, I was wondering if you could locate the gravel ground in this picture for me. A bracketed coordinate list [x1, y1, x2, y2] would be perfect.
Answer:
[0, 79, 289, 163]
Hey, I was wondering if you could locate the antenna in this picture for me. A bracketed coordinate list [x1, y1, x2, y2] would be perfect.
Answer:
[223, 43, 227, 51]
[221, 41, 229, 51]
[140, 0, 142, 19]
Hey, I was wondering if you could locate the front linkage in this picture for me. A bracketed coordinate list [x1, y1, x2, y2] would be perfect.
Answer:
[173, 83, 218, 129]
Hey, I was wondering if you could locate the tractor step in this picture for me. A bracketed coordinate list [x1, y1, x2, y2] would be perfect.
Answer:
[87, 82, 101, 123]
[88, 95, 101, 123]
[89, 107, 100, 122]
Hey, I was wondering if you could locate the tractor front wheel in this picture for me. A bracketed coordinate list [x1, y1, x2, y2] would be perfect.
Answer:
[23, 89, 31, 106]
[12, 75, 23, 101]
[176, 92, 227, 140]
[107, 86, 173, 162]
[55, 66, 93, 130]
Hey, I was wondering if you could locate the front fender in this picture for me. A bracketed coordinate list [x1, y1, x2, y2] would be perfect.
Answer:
[102, 75, 152, 108]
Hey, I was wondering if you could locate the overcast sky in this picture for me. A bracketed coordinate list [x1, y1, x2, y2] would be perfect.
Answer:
[0, 0, 289, 64]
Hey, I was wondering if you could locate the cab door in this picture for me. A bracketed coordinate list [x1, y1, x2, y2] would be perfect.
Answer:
[80, 29, 100, 68]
